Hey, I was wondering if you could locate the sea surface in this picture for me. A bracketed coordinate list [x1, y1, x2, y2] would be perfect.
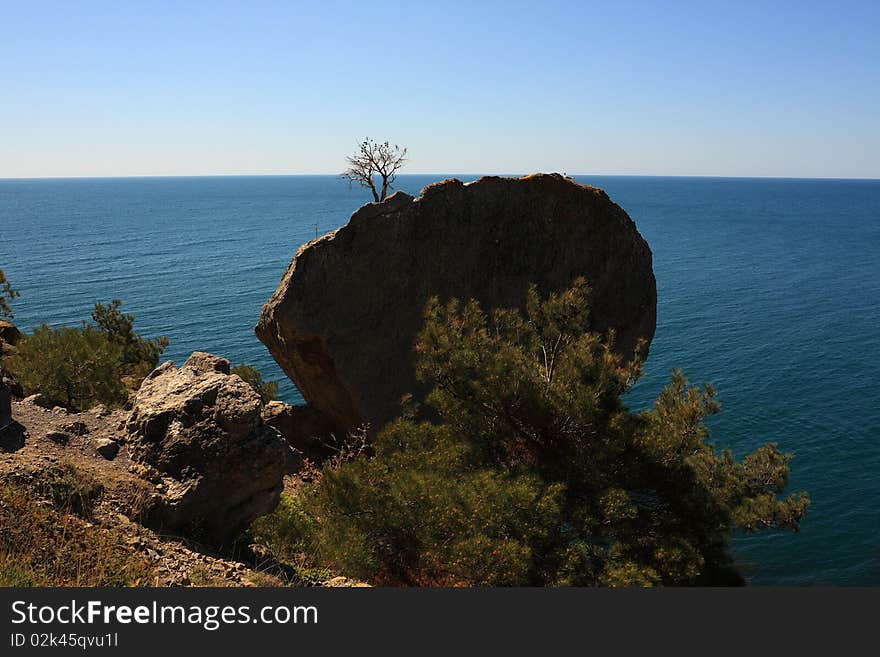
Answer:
[1, 174, 879, 585]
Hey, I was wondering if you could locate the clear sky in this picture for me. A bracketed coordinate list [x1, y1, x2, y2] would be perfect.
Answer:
[2, 0, 879, 178]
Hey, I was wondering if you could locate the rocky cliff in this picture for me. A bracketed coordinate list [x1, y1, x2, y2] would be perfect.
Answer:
[256, 174, 656, 435]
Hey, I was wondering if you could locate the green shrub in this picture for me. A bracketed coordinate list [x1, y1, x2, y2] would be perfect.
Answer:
[0, 269, 18, 319]
[269, 279, 808, 586]
[231, 363, 279, 403]
[5, 324, 127, 410]
[92, 299, 168, 382]
[5, 299, 167, 410]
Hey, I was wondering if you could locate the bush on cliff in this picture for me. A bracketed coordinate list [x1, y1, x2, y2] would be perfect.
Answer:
[263, 280, 809, 586]
[6, 300, 168, 410]
[6, 325, 127, 410]
[0, 269, 18, 319]
[92, 299, 169, 383]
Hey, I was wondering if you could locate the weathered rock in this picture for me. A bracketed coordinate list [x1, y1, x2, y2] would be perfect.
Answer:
[94, 437, 120, 460]
[23, 394, 53, 409]
[261, 401, 337, 462]
[90, 404, 109, 417]
[256, 173, 657, 434]
[126, 352, 302, 545]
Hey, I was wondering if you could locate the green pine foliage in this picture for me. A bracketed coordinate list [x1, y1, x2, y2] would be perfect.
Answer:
[91, 299, 169, 382]
[0, 269, 18, 319]
[266, 279, 808, 586]
[5, 299, 168, 410]
[231, 363, 279, 403]
[5, 325, 127, 410]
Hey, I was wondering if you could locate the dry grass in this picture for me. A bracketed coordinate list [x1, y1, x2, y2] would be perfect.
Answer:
[0, 480, 154, 587]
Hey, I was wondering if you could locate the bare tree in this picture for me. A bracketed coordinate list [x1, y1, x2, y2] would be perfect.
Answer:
[340, 138, 407, 202]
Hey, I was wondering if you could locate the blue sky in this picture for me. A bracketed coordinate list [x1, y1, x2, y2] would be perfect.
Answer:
[2, 0, 878, 178]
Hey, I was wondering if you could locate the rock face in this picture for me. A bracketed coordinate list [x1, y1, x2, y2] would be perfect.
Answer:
[261, 401, 337, 462]
[126, 352, 302, 545]
[257, 174, 656, 434]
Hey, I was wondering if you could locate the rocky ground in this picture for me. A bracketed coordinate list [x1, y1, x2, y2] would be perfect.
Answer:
[0, 395, 364, 587]
[1, 396, 279, 586]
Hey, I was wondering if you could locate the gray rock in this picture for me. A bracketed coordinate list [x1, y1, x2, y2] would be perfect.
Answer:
[94, 437, 120, 460]
[90, 404, 109, 417]
[256, 173, 656, 434]
[126, 352, 302, 545]
[23, 393, 54, 409]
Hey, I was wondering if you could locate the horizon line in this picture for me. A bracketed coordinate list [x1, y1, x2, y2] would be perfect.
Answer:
[2, 172, 879, 182]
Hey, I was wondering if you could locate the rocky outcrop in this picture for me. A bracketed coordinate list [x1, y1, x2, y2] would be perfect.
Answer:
[261, 401, 337, 462]
[256, 174, 657, 434]
[125, 352, 302, 545]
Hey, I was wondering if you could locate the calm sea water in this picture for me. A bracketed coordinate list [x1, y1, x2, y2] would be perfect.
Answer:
[1, 174, 879, 585]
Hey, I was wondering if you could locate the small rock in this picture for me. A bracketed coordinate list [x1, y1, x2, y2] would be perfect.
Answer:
[325, 576, 371, 588]
[94, 438, 120, 460]
[23, 394, 53, 409]
[44, 431, 72, 446]
[52, 406, 68, 415]
[62, 421, 89, 435]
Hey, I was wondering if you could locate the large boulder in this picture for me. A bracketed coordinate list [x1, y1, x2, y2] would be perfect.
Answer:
[126, 352, 301, 545]
[257, 174, 656, 435]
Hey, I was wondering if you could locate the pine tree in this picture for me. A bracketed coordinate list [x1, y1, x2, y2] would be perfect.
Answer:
[259, 280, 809, 586]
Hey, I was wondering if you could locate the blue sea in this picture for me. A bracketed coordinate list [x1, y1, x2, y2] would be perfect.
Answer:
[1, 174, 879, 585]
